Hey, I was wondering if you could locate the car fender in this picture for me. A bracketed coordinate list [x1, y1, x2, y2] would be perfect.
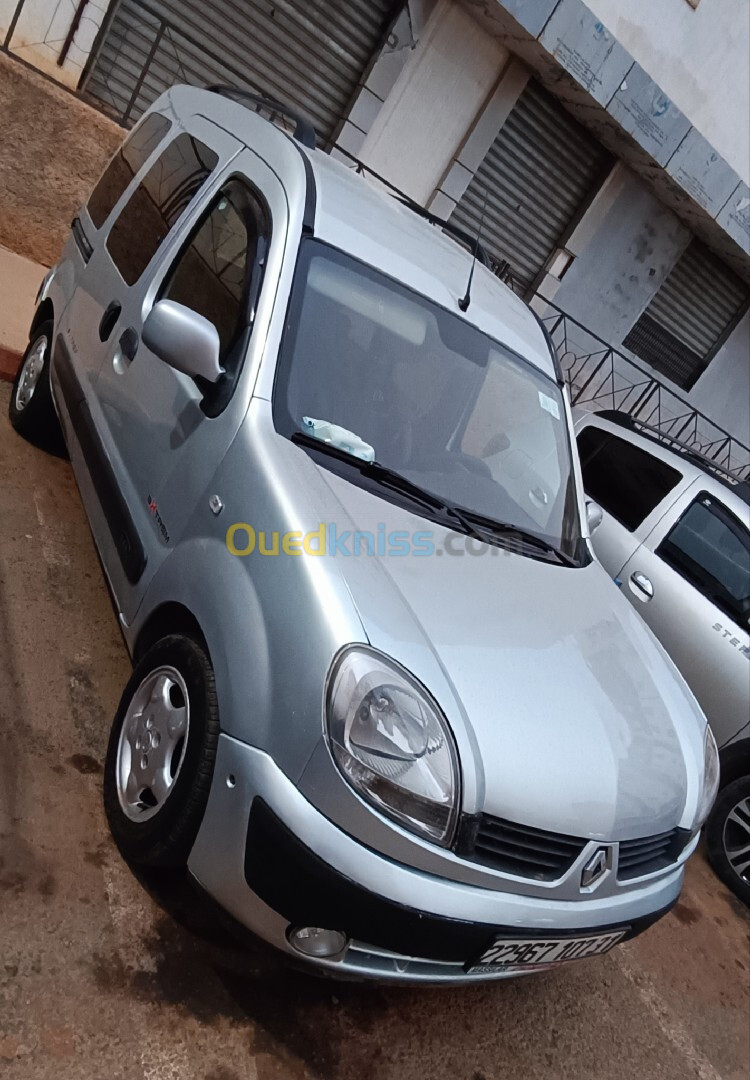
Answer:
[125, 534, 364, 783]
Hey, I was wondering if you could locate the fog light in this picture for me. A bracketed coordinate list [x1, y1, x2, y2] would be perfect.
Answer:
[288, 926, 348, 958]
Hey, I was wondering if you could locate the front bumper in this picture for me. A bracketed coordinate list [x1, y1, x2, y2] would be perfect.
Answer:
[187, 735, 685, 984]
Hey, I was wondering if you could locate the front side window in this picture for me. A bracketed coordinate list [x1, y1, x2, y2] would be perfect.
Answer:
[87, 113, 171, 229]
[577, 427, 682, 531]
[275, 242, 582, 560]
[107, 134, 219, 286]
[160, 179, 267, 368]
[657, 494, 750, 628]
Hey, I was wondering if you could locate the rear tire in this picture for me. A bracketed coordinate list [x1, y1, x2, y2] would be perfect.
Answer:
[8, 321, 64, 452]
[706, 775, 750, 906]
[103, 635, 220, 868]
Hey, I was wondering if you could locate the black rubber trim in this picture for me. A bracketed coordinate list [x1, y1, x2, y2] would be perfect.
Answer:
[53, 336, 84, 410]
[244, 799, 676, 965]
[71, 216, 93, 263]
[54, 338, 147, 584]
[292, 145, 316, 235]
[531, 307, 565, 386]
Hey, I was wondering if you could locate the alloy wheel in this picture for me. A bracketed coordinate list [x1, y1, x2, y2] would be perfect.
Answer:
[14, 335, 47, 412]
[723, 796, 750, 887]
[116, 666, 190, 823]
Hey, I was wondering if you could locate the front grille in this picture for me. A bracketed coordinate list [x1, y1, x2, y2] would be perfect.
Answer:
[457, 817, 694, 885]
[458, 815, 586, 881]
[617, 828, 688, 880]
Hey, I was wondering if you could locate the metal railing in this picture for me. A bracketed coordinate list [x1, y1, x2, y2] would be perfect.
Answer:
[539, 298, 750, 481]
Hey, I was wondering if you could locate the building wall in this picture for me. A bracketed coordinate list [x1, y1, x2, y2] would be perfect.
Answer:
[551, 169, 691, 346]
[690, 313, 750, 444]
[549, 166, 750, 443]
[358, 0, 510, 203]
[343, 0, 749, 446]
[586, 0, 750, 184]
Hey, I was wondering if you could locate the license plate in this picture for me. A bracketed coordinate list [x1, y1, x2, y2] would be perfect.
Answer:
[471, 929, 627, 972]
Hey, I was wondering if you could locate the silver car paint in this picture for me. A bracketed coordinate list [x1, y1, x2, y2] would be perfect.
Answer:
[43, 86, 712, 979]
[576, 413, 750, 751]
[141, 300, 225, 383]
[288, 448, 705, 838]
[187, 735, 691, 982]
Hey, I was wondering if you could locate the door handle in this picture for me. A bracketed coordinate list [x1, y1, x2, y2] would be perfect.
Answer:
[112, 327, 139, 374]
[99, 300, 122, 342]
[629, 572, 654, 602]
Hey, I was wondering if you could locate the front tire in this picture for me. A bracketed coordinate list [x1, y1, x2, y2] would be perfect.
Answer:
[103, 635, 220, 868]
[8, 321, 63, 451]
[706, 775, 750, 906]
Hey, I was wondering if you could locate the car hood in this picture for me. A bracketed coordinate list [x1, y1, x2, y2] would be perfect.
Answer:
[292, 453, 707, 841]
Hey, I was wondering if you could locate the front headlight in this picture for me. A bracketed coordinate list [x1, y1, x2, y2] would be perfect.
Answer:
[326, 647, 460, 846]
[693, 726, 720, 830]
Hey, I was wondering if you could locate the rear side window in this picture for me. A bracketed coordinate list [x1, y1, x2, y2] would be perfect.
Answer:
[658, 494, 750, 627]
[107, 134, 219, 286]
[87, 114, 171, 229]
[577, 426, 682, 531]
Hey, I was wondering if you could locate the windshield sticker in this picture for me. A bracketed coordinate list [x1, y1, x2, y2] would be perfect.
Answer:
[539, 392, 561, 420]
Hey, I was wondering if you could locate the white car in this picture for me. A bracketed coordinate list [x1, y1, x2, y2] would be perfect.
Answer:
[576, 410, 750, 904]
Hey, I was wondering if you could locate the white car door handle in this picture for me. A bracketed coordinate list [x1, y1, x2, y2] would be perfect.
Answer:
[629, 572, 654, 602]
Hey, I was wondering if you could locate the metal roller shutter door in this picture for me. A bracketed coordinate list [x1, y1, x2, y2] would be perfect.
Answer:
[84, 0, 395, 140]
[623, 240, 749, 389]
[451, 79, 610, 292]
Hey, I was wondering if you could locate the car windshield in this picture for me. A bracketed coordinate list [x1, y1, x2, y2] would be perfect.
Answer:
[276, 241, 583, 559]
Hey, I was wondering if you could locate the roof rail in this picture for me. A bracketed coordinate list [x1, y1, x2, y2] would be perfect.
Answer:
[329, 142, 493, 268]
[596, 409, 746, 490]
[207, 87, 519, 292]
[206, 84, 317, 149]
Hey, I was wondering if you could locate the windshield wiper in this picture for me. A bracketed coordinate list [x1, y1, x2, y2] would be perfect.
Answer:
[452, 509, 578, 567]
[292, 430, 577, 564]
[293, 431, 489, 531]
[292, 430, 446, 509]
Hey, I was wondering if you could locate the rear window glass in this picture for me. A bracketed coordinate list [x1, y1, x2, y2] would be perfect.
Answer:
[106, 134, 219, 286]
[577, 426, 682, 531]
[87, 113, 171, 229]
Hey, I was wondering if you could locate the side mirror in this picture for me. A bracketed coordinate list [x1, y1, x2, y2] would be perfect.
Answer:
[586, 499, 604, 535]
[142, 300, 224, 383]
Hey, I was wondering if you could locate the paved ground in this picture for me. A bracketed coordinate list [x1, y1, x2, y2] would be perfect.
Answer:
[0, 245, 46, 381]
[0, 380, 748, 1080]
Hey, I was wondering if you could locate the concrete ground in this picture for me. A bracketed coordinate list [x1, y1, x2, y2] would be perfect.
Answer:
[0, 245, 46, 381]
[0, 380, 748, 1080]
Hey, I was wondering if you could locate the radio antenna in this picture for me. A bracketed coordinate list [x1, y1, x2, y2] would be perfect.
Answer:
[458, 186, 489, 312]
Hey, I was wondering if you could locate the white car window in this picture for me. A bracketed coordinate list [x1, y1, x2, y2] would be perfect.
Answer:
[577, 427, 682, 531]
[657, 493, 750, 628]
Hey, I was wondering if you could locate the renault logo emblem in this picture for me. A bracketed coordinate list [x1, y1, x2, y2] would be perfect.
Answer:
[581, 847, 610, 889]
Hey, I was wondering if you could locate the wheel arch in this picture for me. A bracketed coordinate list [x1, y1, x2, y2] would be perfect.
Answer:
[132, 602, 209, 664]
[719, 738, 750, 788]
[30, 299, 54, 339]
